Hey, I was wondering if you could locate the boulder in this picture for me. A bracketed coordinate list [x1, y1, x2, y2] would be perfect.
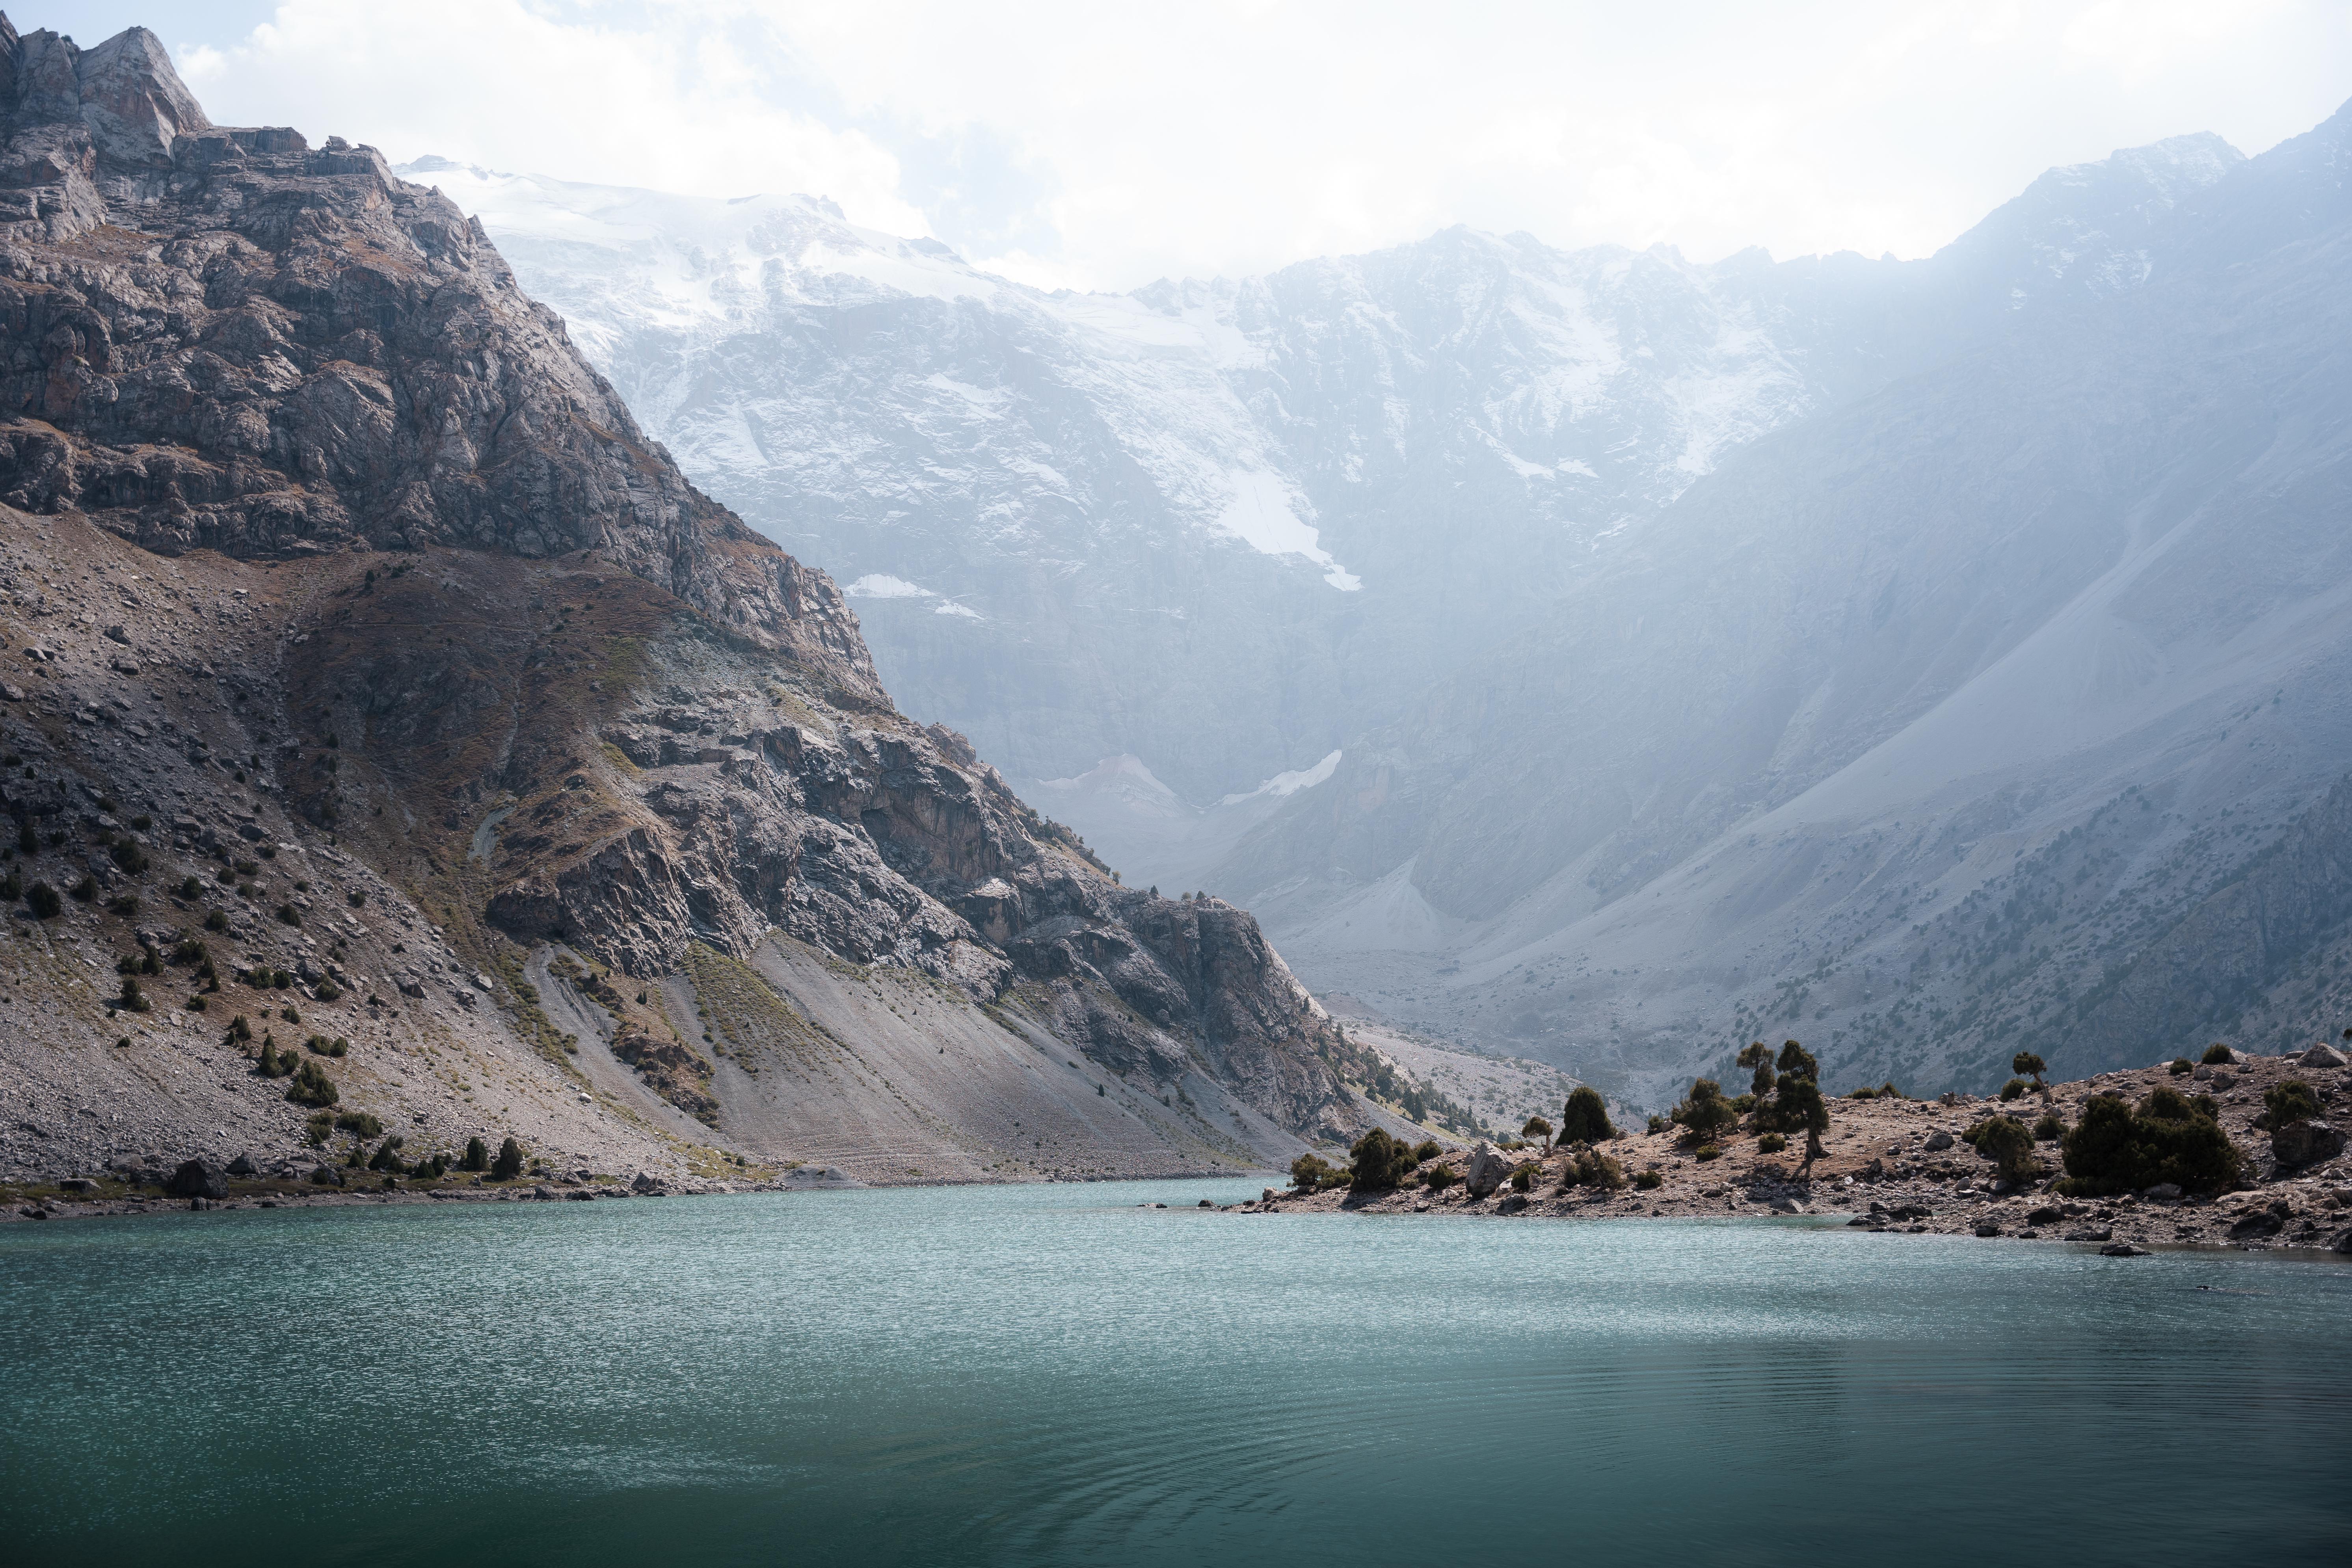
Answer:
[2064, 1226, 2113, 1242]
[1974, 1222, 2001, 1237]
[57, 1177, 95, 1194]
[2272, 1119, 2345, 1169]
[2026, 1205, 2063, 1226]
[309, 1163, 344, 1186]
[1922, 1130, 1955, 1153]
[630, 1171, 665, 1194]
[2299, 1043, 2348, 1069]
[2100, 1242, 2150, 1256]
[1463, 1146, 1509, 1200]
[165, 1159, 227, 1199]
[1497, 1193, 1530, 1214]
[2227, 1208, 2285, 1241]
[225, 1153, 256, 1176]
[2143, 1182, 2183, 1201]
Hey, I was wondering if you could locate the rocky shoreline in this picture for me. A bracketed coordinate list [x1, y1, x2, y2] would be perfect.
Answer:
[1239, 1047, 2352, 1257]
[1, 1157, 865, 1222]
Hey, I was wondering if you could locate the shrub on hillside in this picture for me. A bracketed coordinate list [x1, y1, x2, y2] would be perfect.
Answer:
[1411, 1139, 1441, 1164]
[285, 1057, 338, 1107]
[1423, 1163, 1459, 1191]
[2264, 1079, 2322, 1128]
[2201, 1044, 2235, 1065]
[1562, 1146, 1626, 1190]
[2060, 1089, 2240, 1196]
[1633, 1170, 1663, 1191]
[2168, 1058, 2192, 1076]
[335, 1111, 383, 1139]
[1756, 1133, 1787, 1154]
[1693, 1144, 1722, 1162]
[26, 880, 60, 917]
[1999, 1078, 2029, 1102]
[2032, 1110, 2066, 1143]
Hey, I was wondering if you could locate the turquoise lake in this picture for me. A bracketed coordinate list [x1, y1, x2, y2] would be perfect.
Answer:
[4, 1179, 2348, 1566]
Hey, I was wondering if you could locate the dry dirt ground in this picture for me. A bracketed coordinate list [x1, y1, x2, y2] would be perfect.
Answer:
[1245, 1049, 2352, 1255]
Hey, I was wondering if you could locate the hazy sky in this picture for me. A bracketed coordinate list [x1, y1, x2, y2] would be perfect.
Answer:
[32, 1, 2352, 291]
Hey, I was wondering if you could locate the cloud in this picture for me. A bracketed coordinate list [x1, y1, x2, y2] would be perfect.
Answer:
[150, 0, 2352, 292]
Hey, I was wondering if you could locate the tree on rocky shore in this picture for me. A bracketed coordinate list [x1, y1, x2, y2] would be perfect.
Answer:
[1559, 1086, 1616, 1145]
[1737, 1042, 1777, 1101]
[1522, 1115, 1554, 1151]
[1671, 1079, 1739, 1142]
[2013, 1052, 2048, 1089]
[2060, 1088, 2240, 1195]
[1777, 1074, 1830, 1174]
[1347, 1129, 1418, 1192]
[1968, 1114, 2040, 1187]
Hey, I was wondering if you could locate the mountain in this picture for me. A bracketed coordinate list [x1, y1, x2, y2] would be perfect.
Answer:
[0, 17, 1474, 1192]
[1213, 108, 2352, 1102]
[405, 113, 2352, 1108]
[393, 158, 1895, 808]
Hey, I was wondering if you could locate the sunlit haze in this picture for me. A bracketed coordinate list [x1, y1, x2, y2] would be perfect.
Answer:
[30, 0, 2352, 290]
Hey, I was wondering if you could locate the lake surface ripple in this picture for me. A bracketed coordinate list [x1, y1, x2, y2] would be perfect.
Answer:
[5, 1179, 2348, 1566]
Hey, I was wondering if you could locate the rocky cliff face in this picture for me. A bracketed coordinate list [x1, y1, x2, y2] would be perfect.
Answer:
[0, 18, 1423, 1187]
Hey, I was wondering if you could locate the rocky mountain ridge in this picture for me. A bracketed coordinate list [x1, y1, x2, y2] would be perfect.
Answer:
[406, 95, 2352, 1109]
[0, 17, 1466, 1188]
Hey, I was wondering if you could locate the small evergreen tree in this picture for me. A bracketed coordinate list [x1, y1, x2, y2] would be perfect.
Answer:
[1559, 1085, 1616, 1144]
[491, 1136, 525, 1181]
[1971, 1114, 2039, 1186]
[1522, 1116, 1554, 1151]
[1775, 1040, 1818, 1083]
[1737, 1041, 1777, 1100]
[2264, 1079, 2322, 1127]
[2012, 1052, 2047, 1088]
[1777, 1075, 1830, 1174]
[1347, 1128, 1416, 1192]
[1670, 1079, 1738, 1141]
[285, 1057, 338, 1107]
[461, 1136, 490, 1173]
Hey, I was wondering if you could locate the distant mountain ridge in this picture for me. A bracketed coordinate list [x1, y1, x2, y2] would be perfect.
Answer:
[404, 100, 2352, 1106]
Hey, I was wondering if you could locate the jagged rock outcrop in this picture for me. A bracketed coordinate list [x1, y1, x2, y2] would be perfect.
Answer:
[0, 17, 1379, 1160]
[0, 17, 877, 702]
